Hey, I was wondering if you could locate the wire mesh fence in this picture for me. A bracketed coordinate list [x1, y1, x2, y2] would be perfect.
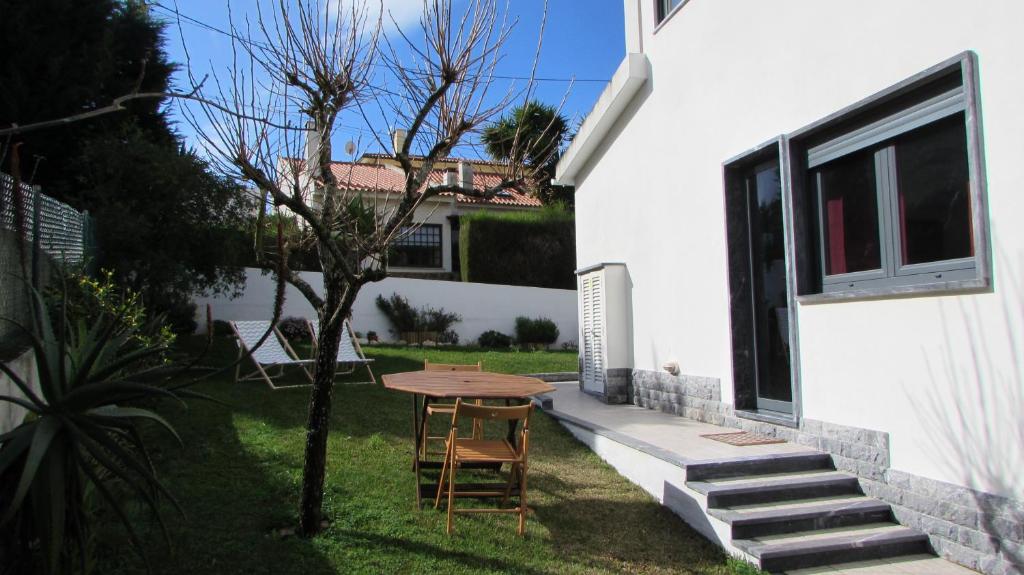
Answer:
[0, 172, 92, 355]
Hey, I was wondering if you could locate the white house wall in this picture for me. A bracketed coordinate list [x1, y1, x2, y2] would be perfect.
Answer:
[573, 0, 1024, 504]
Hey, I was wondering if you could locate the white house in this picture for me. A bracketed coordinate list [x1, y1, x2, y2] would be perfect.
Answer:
[557, 1, 1022, 573]
[279, 129, 542, 277]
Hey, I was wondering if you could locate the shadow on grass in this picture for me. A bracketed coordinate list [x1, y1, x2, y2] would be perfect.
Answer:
[93, 376, 338, 575]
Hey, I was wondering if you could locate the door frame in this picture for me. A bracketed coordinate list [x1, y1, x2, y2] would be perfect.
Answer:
[724, 137, 803, 426]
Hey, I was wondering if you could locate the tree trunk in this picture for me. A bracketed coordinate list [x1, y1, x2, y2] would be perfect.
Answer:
[297, 284, 347, 535]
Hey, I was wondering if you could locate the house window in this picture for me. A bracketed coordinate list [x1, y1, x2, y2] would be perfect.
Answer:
[791, 53, 988, 297]
[656, 0, 684, 24]
[391, 224, 442, 268]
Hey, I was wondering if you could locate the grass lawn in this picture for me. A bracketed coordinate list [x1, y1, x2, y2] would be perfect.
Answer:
[94, 336, 761, 575]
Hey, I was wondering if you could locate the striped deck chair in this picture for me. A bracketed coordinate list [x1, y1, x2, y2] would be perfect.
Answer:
[307, 319, 376, 385]
[230, 320, 314, 390]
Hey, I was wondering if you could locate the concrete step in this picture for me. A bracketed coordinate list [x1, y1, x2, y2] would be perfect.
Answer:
[710, 497, 893, 539]
[688, 471, 861, 508]
[734, 524, 931, 573]
[685, 452, 835, 482]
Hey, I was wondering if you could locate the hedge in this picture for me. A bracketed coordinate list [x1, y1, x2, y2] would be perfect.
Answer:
[459, 208, 575, 289]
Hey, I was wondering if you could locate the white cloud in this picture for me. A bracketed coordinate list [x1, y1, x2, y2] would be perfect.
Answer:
[329, 0, 425, 32]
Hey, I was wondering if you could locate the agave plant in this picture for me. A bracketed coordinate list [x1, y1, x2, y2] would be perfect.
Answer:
[0, 287, 204, 573]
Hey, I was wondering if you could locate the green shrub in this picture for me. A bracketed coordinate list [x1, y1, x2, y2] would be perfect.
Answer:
[278, 316, 310, 341]
[419, 306, 462, 334]
[459, 208, 575, 289]
[163, 298, 198, 335]
[478, 330, 513, 349]
[375, 293, 417, 334]
[46, 268, 176, 354]
[515, 316, 559, 346]
[375, 293, 461, 342]
[212, 319, 234, 336]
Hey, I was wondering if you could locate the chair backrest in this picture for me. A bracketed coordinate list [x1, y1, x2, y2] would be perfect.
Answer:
[452, 399, 532, 424]
[309, 319, 365, 362]
[424, 359, 482, 372]
[231, 320, 295, 365]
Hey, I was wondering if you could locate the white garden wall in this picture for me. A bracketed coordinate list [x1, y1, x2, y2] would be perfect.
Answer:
[0, 349, 40, 434]
[193, 268, 578, 347]
[570, 0, 1024, 502]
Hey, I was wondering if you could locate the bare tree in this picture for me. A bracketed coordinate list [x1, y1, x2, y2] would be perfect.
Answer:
[175, 0, 551, 535]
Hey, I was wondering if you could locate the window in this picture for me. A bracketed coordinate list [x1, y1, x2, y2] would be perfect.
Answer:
[790, 53, 988, 297]
[391, 224, 442, 268]
[656, 0, 684, 24]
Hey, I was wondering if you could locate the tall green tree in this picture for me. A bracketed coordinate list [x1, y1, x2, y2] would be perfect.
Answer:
[481, 100, 574, 208]
[0, 0, 249, 325]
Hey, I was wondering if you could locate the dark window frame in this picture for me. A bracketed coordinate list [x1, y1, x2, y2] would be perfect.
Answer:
[787, 52, 991, 302]
[655, 0, 687, 27]
[723, 138, 803, 427]
[390, 223, 443, 269]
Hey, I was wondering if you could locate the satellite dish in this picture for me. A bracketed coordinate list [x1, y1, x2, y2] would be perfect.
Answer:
[344, 141, 356, 155]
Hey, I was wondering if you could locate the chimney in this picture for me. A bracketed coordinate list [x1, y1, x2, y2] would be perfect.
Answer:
[457, 161, 473, 190]
[305, 120, 320, 167]
[392, 129, 407, 154]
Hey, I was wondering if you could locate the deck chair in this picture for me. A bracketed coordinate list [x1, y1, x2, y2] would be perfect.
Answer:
[307, 319, 376, 385]
[230, 320, 314, 390]
[434, 399, 534, 536]
[421, 360, 484, 459]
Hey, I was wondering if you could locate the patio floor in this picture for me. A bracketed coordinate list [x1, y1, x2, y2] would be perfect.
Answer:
[543, 382, 813, 464]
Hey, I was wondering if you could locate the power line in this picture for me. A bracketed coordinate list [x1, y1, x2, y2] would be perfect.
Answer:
[149, 3, 611, 84]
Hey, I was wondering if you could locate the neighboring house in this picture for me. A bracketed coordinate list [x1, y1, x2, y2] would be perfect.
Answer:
[556, 1, 1022, 573]
[279, 130, 542, 277]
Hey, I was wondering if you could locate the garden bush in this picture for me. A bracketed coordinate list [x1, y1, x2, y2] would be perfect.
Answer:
[375, 293, 461, 343]
[278, 316, 310, 341]
[163, 298, 198, 335]
[478, 330, 513, 349]
[46, 268, 176, 352]
[212, 319, 234, 336]
[459, 208, 575, 289]
[515, 316, 559, 346]
[375, 293, 417, 333]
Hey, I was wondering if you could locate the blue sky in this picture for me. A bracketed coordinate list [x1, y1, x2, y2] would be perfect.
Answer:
[152, 1, 625, 159]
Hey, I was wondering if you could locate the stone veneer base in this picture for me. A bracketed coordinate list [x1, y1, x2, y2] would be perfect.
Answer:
[629, 368, 1023, 575]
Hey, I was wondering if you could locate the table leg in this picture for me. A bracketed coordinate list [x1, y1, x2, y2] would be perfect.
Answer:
[413, 394, 431, 508]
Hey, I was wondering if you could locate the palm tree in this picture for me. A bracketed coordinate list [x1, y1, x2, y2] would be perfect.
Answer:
[482, 101, 573, 208]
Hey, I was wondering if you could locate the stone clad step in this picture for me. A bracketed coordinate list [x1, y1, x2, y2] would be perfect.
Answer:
[733, 524, 930, 572]
[688, 471, 862, 508]
[685, 452, 835, 482]
[709, 497, 893, 539]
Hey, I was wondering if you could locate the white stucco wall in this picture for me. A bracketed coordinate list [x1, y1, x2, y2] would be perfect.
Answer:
[572, 0, 1024, 499]
[194, 269, 578, 348]
[0, 349, 40, 434]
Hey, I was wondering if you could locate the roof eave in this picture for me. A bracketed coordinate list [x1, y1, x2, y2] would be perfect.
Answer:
[554, 52, 650, 187]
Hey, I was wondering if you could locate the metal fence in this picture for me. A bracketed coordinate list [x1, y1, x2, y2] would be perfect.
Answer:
[0, 172, 92, 354]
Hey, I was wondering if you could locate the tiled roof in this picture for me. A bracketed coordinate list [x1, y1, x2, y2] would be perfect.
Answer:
[326, 161, 542, 208]
[359, 152, 510, 167]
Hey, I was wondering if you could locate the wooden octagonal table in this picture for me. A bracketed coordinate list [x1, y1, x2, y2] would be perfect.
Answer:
[381, 370, 555, 507]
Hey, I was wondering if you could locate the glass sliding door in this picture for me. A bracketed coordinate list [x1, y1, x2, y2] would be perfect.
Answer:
[744, 161, 793, 413]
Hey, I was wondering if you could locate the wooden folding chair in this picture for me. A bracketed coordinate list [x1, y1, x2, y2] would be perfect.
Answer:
[230, 320, 314, 390]
[421, 360, 483, 459]
[434, 399, 534, 536]
[307, 319, 376, 385]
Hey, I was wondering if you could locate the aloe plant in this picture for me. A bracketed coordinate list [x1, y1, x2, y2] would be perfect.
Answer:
[0, 287, 205, 573]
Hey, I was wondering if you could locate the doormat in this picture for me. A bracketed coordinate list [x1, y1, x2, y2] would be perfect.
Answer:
[700, 431, 786, 446]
